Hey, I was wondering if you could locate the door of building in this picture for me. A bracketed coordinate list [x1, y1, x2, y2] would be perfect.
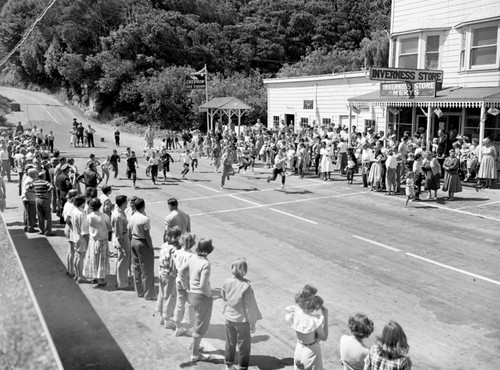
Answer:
[284, 114, 295, 129]
[433, 114, 461, 139]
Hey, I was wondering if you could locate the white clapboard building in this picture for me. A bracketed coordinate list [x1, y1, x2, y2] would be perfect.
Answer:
[264, 0, 500, 153]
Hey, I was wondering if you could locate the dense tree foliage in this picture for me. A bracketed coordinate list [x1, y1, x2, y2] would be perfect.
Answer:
[0, 0, 390, 128]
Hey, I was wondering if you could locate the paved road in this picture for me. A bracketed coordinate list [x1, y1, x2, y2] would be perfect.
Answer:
[1, 86, 500, 370]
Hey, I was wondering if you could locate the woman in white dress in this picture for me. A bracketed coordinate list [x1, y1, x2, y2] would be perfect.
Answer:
[83, 198, 112, 287]
[286, 285, 328, 370]
[477, 138, 498, 189]
[320, 141, 333, 181]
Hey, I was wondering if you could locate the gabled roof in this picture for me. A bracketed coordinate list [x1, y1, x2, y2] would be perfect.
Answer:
[199, 97, 251, 110]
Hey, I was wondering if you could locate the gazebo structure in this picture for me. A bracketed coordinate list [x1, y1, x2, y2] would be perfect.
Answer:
[199, 97, 251, 132]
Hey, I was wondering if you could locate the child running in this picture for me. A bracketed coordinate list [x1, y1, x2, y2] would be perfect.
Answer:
[179, 149, 191, 179]
[267, 148, 287, 190]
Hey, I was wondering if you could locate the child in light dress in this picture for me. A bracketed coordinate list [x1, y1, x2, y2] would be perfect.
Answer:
[405, 170, 415, 207]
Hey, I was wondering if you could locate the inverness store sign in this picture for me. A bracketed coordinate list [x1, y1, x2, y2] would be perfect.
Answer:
[380, 81, 437, 97]
[369, 67, 443, 83]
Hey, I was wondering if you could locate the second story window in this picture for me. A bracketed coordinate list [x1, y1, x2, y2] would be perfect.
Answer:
[460, 30, 466, 70]
[398, 37, 419, 68]
[425, 35, 440, 69]
[471, 26, 497, 67]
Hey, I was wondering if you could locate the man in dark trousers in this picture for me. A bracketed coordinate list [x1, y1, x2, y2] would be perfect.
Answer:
[127, 198, 156, 300]
[32, 171, 54, 236]
[86, 125, 96, 148]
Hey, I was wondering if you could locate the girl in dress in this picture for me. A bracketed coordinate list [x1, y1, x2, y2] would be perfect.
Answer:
[69, 128, 77, 147]
[364, 321, 412, 370]
[368, 153, 383, 191]
[476, 138, 498, 189]
[285, 285, 329, 370]
[405, 170, 415, 207]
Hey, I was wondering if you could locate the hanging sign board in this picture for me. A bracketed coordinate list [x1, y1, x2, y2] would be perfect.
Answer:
[185, 75, 206, 89]
[380, 81, 436, 98]
[370, 67, 443, 83]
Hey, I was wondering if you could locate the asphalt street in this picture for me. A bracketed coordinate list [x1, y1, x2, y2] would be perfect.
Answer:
[1, 86, 499, 370]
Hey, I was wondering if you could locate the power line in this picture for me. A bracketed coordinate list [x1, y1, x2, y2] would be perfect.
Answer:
[0, 0, 58, 69]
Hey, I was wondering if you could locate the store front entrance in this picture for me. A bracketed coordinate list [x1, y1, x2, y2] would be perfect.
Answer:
[416, 113, 462, 139]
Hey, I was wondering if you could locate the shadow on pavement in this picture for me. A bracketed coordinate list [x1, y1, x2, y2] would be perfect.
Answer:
[249, 355, 294, 370]
[8, 227, 133, 370]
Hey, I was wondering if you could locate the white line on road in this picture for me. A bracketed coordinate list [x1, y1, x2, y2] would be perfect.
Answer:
[455, 200, 500, 211]
[229, 195, 261, 206]
[371, 191, 500, 223]
[147, 182, 327, 205]
[352, 235, 401, 252]
[406, 252, 500, 286]
[196, 184, 220, 193]
[190, 191, 366, 217]
[269, 208, 318, 224]
[25, 95, 63, 126]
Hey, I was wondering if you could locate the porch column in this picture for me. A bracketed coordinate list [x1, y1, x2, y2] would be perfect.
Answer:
[426, 103, 432, 151]
[348, 105, 353, 147]
[479, 102, 486, 162]
[384, 106, 389, 148]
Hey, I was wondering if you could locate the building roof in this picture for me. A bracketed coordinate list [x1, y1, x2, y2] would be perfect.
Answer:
[263, 71, 367, 85]
[199, 97, 251, 111]
[348, 86, 500, 108]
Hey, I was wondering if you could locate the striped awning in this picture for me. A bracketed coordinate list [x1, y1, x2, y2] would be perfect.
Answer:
[348, 86, 500, 108]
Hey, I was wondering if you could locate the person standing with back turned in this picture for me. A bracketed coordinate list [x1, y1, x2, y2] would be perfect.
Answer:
[128, 198, 156, 300]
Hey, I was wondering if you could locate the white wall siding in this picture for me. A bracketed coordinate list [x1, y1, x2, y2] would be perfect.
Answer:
[391, 0, 500, 87]
[265, 74, 384, 132]
[392, 0, 500, 35]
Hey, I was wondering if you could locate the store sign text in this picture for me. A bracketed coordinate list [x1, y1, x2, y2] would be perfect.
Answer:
[380, 82, 436, 97]
[370, 67, 443, 83]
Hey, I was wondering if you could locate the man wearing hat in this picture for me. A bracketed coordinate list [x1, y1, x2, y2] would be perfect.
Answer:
[32, 172, 54, 236]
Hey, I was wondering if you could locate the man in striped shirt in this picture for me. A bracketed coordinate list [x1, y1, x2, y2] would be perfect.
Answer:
[32, 172, 54, 236]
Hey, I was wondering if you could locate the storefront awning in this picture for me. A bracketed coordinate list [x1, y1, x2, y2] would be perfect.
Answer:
[348, 86, 500, 108]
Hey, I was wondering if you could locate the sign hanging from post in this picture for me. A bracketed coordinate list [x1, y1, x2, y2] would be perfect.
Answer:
[380, 81, 436, 98]
[369, 67, 443, 83]
[186, 66, 207, 89]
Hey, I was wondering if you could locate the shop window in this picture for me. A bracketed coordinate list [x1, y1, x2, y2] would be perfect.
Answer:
[322, 118, 331, 125]
[471, 26, 498, 67]
[273, 116, 280, 127]
[300, 118, 309, 126]
[398, 37, 419, 68]
[425, 35, 440, 69]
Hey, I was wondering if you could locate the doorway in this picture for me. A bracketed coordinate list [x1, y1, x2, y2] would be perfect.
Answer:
[284, 114, 295, 129]
[433, 114, 461, 139]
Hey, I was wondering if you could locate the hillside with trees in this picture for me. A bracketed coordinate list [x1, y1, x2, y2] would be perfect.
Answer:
[0, 0, 390, 129]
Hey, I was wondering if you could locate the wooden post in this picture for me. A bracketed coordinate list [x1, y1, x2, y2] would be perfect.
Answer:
[478, 102, 486, 162]
[427, 103, 432, 152]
